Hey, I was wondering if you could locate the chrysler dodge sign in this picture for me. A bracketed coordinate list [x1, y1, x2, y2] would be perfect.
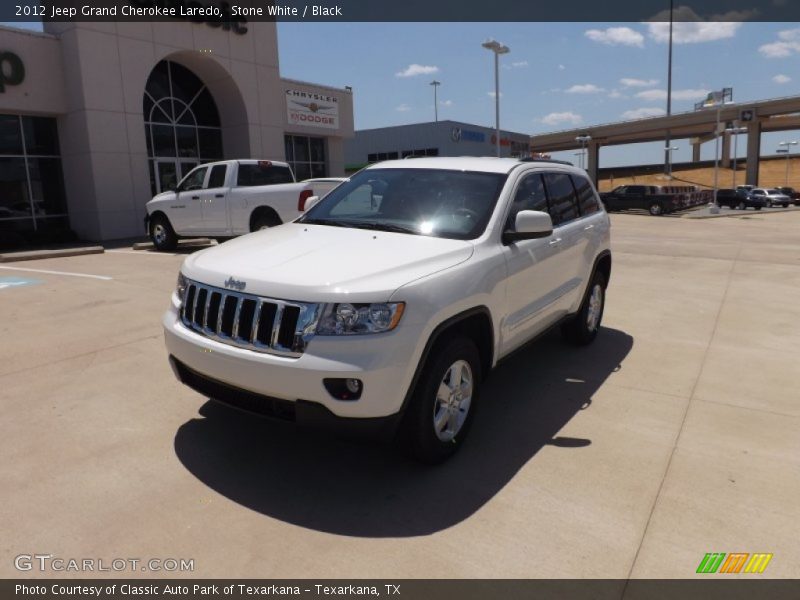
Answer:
[286, 89, 339, 130]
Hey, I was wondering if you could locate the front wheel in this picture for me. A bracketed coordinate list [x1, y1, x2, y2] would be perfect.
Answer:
[767, 200, 773, 208]
[401, 337, 481, 464]
[648, 202, 663, 216]
[149, 215, 178, 251]
[561, 271, 607, 346]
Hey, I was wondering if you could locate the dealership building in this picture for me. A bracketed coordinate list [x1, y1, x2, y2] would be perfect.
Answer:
[344, 120, 532, 170]
[0, 20, 354, 245]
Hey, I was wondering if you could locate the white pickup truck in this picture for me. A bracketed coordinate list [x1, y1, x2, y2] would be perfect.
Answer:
[145, 160, 313, 251]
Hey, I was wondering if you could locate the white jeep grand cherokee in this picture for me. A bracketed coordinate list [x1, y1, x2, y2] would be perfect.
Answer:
[163, 157, 611, 462]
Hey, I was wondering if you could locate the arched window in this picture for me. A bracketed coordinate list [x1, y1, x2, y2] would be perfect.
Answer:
[143, 60, 223, 194]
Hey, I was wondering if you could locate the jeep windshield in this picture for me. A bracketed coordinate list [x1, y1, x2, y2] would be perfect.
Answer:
[298, 168, 507, 240]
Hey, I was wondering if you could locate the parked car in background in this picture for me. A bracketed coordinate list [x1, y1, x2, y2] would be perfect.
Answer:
[302, 177, 348, 199]
[736, 185, 754, 193]
[716, 188, 765, 210]
[145, 160, 314, 251]
[750, 188, 791, 208]
[600, 184, 708, 215]
[778, 187, 800, 206]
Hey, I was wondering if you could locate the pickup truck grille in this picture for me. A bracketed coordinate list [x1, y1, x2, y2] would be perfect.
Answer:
[180, 280, 319, 357]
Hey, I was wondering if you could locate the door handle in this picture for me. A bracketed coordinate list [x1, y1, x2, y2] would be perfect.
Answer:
[191, 195, 200, 200]
[584, 224, 594, 231]
[215, 194, 224, 198]
[549, 237, 562, 246]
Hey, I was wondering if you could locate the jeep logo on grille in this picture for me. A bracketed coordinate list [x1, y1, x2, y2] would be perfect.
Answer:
[224, 277, 246, 291]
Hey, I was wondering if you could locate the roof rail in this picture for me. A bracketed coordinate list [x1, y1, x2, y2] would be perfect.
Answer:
[518, 158, 574, 166]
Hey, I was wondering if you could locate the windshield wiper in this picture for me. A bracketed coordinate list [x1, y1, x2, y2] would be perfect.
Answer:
[350, 221, 418, 234]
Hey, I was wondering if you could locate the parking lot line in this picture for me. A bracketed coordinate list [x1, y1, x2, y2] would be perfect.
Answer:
[106, 249, 180, 257]
[0, 265, 113, 281]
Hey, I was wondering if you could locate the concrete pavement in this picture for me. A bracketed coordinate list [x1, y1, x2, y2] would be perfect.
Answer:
[1, 213, 798, 579]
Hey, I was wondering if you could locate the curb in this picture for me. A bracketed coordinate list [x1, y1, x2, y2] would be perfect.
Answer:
[133, 238, 213, 250]
[0, 246, 105, 263]
[685, 207, 798, 219]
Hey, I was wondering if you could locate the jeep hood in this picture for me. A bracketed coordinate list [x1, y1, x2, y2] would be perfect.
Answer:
[181, 223, 474, 301]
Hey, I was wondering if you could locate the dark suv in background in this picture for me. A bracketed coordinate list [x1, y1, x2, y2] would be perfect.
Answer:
[716, 188, 765, 210]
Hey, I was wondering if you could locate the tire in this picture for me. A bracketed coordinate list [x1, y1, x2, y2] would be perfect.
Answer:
[561, 271, 607, 346]
[755, 206, 762, 211]
[149, 215, 178, 251]
[737, 201, 746, 210]
[251, 212, 281, 232]
[400, 337, 481, 464]
[648, 202, 663, 216]
[767, 200, 773, 208]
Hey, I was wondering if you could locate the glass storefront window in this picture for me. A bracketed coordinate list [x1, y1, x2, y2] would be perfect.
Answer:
[0, 114, 67, 241]
[285, 135, 327, 181]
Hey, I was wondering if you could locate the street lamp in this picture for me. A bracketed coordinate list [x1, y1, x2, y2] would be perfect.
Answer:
[664, 146, 678, 178]
[778, 140, 798, 186]
[430, 80, 441, 123]
[695, 87, 733, 206]
[482, 39, 510, 157]
[575, 134, 592, 169]
[664, 0, 674, 176]
[725, 124, 748, 187]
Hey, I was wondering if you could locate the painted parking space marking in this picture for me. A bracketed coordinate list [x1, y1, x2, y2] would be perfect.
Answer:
[0, 266, 112, 281]
[106, 249, 181, 257]
[0, 276, 43, 290]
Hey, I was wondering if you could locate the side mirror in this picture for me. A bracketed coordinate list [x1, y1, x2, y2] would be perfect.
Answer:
[304, 195, 321, 211]
[502, 210, 554, 244]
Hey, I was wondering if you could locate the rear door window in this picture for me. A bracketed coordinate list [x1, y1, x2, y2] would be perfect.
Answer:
[543, 172, 580, 226]
[206, 164, 227, 189]
[570, 174, 600, 216]
[506, 173, 548, 229]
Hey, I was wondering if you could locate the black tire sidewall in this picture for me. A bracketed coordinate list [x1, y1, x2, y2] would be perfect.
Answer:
[150, 216, 177, 251]
[403, 337, 481, 463]
[562, 271, 607, 346]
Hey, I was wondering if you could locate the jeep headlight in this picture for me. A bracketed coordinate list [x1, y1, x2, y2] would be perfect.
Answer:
[316, 302, 405, 335]
[175, 272, 187, 303]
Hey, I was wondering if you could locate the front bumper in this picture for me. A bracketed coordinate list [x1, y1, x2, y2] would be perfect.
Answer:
[163, 294, 423, 424]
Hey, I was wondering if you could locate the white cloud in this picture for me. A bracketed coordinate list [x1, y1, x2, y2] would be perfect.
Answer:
[558, 64, 566, 71]
[585, 27, 644, 47]
[620, 77, 659, 88]
[439, 99, 453, 106]
[395, 64, 439, 78]
[395, 104, 411, 112]
[759, 31, 800, 58]
[607, 89, 625, 99]
[511, 60, 529, 68]
[773, 74, 792, 84]
[635, 88, 709, 101]
[565, 83, 606, 94]
[539, 111, 583, 126]
[622, 107, 666, 120]
[647, 21, 741, 44]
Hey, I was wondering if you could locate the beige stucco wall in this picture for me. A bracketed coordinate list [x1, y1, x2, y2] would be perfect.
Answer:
[0, 21, 353, 241]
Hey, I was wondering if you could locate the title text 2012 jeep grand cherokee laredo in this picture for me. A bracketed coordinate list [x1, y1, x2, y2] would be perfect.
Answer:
[163, 157, 612, 462]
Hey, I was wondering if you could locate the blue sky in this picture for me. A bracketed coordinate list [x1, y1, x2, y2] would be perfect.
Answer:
[5, 20, 800, 167]
[277, 22, 800, 167]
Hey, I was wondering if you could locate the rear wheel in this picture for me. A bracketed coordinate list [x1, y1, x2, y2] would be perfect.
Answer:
[401, 337, 481, 464]
[648, 202, 663, 216]
[149, 215, 178, 251]
[767, 200, 773, 208]
[251, 211, 281, 232]
[737, 201, 746, 210]
[561, 271, 607, 346]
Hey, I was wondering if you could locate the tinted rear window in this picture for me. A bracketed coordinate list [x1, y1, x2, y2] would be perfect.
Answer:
[543, 172, 580, 226]
[571, 175, 600, 215]
[207, 164, 227, 188]
[237, 164, 294, 187]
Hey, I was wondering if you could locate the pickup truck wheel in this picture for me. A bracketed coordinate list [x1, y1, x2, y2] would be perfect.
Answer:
[737, 201, 746, 210]
[648, 202, 663, 216]
[561, 271, 606, 346]
[149, 215, 178, 251]
[402, 337, 481, 464]
[251, 213, 280, 231]
[766, 200, 773, 208]
[755, 206, 762, 210]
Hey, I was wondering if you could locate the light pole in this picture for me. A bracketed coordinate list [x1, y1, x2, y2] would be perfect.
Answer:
[664, 146, 678, 178]
[482, 39, 510, 157]
[778, 140, 798, 186]
[725, 124, 747, 187]
[695, 88, 733, 206]
[664, 0, 674, 176]
[575, 134, 592, 169]
[430, 80, 441, 122]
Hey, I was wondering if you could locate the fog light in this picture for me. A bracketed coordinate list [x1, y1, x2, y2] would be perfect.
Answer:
[323, 378, 364, 401]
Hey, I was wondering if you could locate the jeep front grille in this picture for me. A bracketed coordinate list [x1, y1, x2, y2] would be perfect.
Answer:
[180, 280, 319, 357]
